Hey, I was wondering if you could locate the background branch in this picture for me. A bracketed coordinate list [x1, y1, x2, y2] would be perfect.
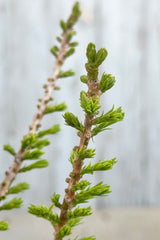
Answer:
[0, 1, 81, 230]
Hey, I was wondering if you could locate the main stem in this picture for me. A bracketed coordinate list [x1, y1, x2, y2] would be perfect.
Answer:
[0, 28, 71, 201]
[54, 78, 101, 240]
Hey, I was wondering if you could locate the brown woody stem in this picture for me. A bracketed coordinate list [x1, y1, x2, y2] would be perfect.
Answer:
[54, 76, 101, 240]
[0, 26, 74, 201]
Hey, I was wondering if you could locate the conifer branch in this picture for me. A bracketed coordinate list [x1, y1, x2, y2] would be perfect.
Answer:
[53, 43, 105, 239]
[0, 1, 80, 201]
[51, 42, 124, 239]
[0, 1, 81, 228]
[28, 40, 124, 240]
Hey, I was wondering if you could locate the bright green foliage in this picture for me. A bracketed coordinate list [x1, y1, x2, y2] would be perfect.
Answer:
[69, 146, 95, 166]
[8, 183, 30, 194]
[57, 225, 72, 238]
[86, 43, 96, 64]
[85, 63, 98, 80]
[65, 47, 75, 58]
[81, 158, 117, 175]
[63, 112, 84, 132]
[22, 149, 44, 160]
[74, 182, 111, 205]
[21, 133, 51, 151]
[67, 2, 81, 28]
[19, 160, 48, 173]
[80, 75, 88, 84]
[67, 217, 81, 228]
[86, 43, 108, 67]
[50, 45, 59, 57]
[22, 130, 51, 152]
[67, 206, 92, 219]
[99, 73, 116, 93]
[57, 217, 81, 238]
[56, 36, 62, 42]
[54, 86, 61, 90]
[67, 30, 77, 42]
[21, 134, 37, 150]
[74, 146, 96, 162]
[91, 122, 111, 136]
[56, 2, 80, 62]
[70, 41, 79, 47]
[60, 19, 67, 32]
[31, 139, 50, 149]
[92, 106, 125, 136]
[72, 180, 91, 192]
[59, 70, 75, 78]
[44, 103, 67, 114]
[70, 146, 95, 166]
[69, 149, 76, 166]
[80, 91, 100, 116]
[0, 221, 8, 231]
[85, 43, 108, 80]
[37, 125, 61, 138]
[3, 144, 16, 156]
[94, 48, 108, 67]
[0, 198, 23, 211]
[28, 204, 60, 227]
[93, 106, 124, 125]
[51, 192, 61, 208]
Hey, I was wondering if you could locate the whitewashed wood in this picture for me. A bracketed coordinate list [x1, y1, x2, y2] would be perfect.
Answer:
[0, 0, 160, 208]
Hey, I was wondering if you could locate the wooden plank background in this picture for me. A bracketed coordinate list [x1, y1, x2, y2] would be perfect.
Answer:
[0, 0, 160, 208]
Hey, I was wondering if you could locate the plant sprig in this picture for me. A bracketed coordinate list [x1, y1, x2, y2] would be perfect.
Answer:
[29, 40, 124, 240]
[0, 1, 81, 230]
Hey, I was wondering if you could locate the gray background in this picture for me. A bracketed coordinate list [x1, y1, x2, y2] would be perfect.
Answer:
[0, 0, 160, 211]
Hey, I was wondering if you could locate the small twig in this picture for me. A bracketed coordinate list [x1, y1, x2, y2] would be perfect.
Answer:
[0, 25, 75, 201]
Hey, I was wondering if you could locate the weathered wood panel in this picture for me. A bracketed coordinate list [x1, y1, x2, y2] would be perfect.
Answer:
[0, 0, 160, 207]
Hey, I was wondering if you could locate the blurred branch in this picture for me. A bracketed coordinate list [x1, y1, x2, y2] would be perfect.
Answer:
[0, 0, 81, 213]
